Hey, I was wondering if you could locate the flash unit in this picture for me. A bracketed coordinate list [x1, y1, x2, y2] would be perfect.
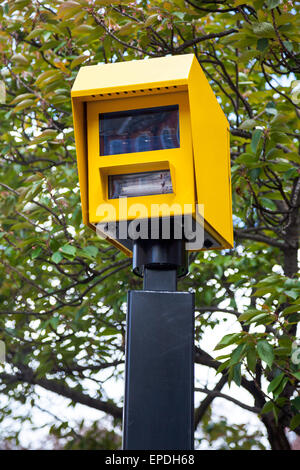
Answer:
[108, 170, 173, 199]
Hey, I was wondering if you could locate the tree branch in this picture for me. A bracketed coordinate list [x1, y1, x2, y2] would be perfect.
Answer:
[195, 386, 260, 414]
[194, 375, 228, 428]
[234, 230, 286, 249]
[0, 371, 122, 420]
[175, 28, 238, 53]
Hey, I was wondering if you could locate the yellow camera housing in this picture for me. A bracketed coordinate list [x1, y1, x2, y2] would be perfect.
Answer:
[71, 54, 233, 256]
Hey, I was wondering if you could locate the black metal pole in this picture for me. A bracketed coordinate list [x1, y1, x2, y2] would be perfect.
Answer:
[123, 239, 194, 450]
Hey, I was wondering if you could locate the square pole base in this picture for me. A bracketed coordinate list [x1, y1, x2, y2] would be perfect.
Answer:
[123, 289, 194, 450]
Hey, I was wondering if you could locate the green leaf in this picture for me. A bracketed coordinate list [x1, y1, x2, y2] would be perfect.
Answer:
[238, 309, 263, 322]
[70, 55, 89, 70]
[257, 38, 269, 52]
[253, 286, 276, 297]
[13, 99, 35, 112]
[257, 340, 274, 368]
[239, 50, 259, 63]
[285, 290, 299, 301]
[283, 41, 293, 53]
[233, 363, 242, 387]
[248, 313, 274, 325]
[35, 70, 60, 86]
[82, 246, 98, 258]
[239, 119, 256, 130]
[102, 327, 119, 336]
[252, 22, 275, 38]
[214, 333, 241, 350]
[10, 93, 36, 105]
[246, 345, 257, 373]
[259, 197, 278, 211]
[60, 245, 76, 258]
[144, 14, 159, 27]
[235, 153, 257, 165]
[288, 312, 300, 324]
[229, 343, 246, 365]
[73, 25, 96, 35]
[31, 130, 58, 144]
[267, 372, 284, 394]
[290, 414, 300, 431]
[291, 397, 300, 411]
[251, 129, 263, 154]
[11, 53, 29, 65]
[216, 359, 230, 375]
[265, 102, 277, 116]
[273, 377, 288, 398]
[57, 1, 81, 19]
[173, 12, 185, 20]
[215, 353, 231, 360]
[50, 316, 59, 329]
[25, 28, 47, 41]
[267, 0, 281, 9]
[31, 247, 42, 259]
[51, 251, 63, 264]
[249, 167, 262, 181]
[35, 70, 63, 89]
[282, 305, 300, 315]
[261, 401, 274, 415]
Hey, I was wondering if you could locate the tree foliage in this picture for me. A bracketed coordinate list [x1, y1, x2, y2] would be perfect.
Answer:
[0, 0, 299, 450]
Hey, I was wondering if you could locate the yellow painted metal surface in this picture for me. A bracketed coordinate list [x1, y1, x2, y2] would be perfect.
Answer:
[71, 99, 88, 226]
[188, 55, 233, 248]
[71, 53, 233, 255]
[87, 91, 195, 224]
[71, 54, 194, 98]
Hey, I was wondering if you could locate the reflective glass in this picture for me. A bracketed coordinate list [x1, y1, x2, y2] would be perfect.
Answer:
[99, 105, 179, 156]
